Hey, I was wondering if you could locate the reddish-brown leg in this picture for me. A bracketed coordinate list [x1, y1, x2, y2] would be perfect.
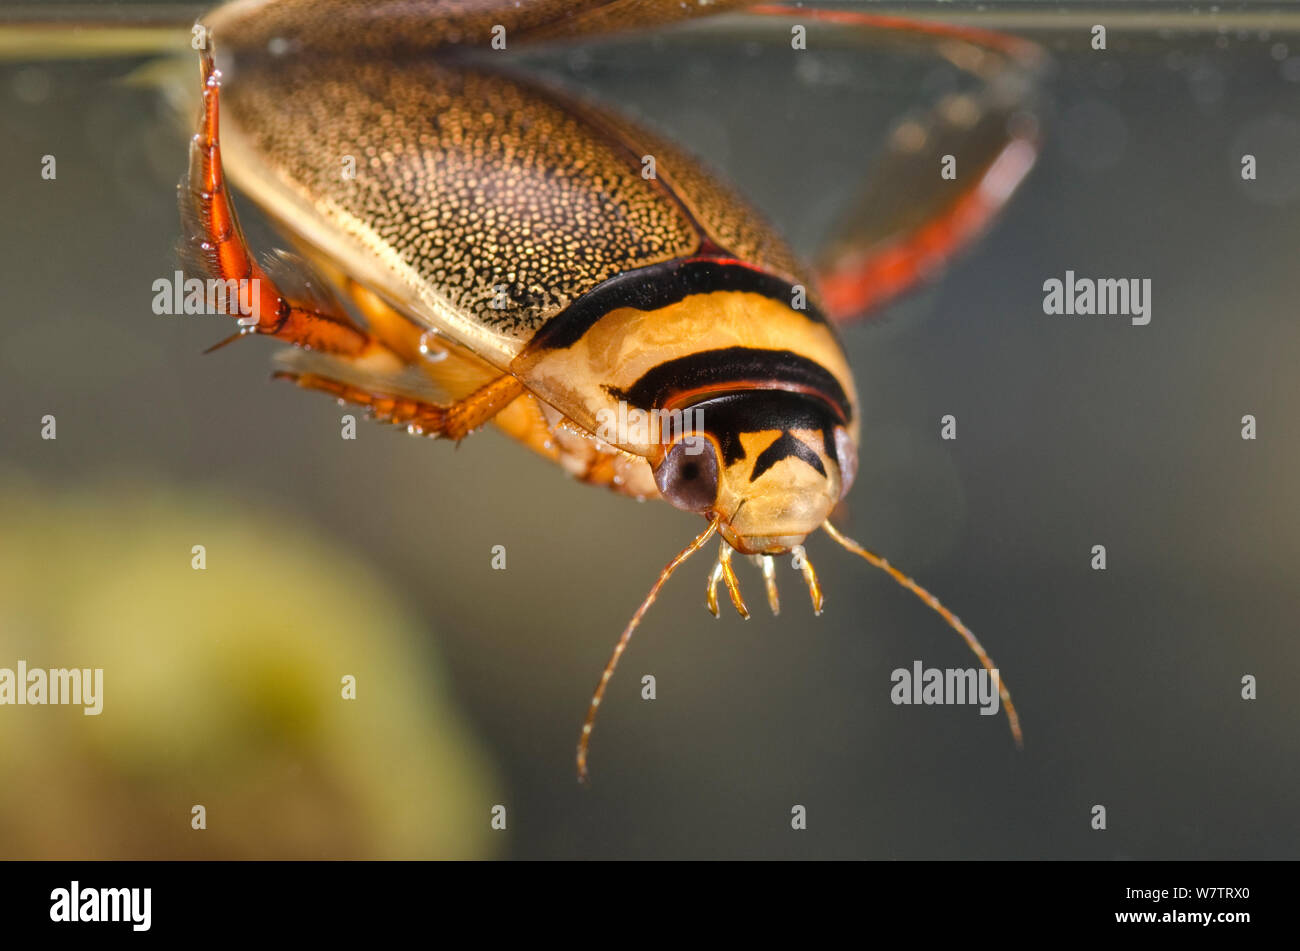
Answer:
[747, 5, 1045, 324]
[274, 368, 526, 441]
[183, 47, 384, 357]
[185, 44, 525, 441]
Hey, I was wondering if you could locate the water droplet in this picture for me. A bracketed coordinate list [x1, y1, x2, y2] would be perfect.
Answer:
[418, 331, 449, 363]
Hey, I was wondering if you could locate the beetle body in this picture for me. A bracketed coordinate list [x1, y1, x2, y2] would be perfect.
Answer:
[202, 26, 859, 547]
[185, 0, 1040, 776]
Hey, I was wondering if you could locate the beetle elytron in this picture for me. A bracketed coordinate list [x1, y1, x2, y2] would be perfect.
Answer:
[184, 0, 1043, 778]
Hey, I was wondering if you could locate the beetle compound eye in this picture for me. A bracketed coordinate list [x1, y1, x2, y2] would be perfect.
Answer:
[654, 437, 720, 513]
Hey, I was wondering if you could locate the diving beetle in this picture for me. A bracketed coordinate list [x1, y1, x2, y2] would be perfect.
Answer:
[183, 0, 1044, 779]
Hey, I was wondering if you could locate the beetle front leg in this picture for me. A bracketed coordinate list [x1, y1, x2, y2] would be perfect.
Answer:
[753, 554, 781, 616]
[704, 542, 751, 619]
[182, 47, 385, 359]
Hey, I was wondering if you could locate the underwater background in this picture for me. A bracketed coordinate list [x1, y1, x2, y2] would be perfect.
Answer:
[0, 0, 1297, 859]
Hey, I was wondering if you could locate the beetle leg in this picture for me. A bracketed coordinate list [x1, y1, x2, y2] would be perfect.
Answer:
[182, 48, 384, 359]
[752, 554, 781, 616]
[706, 542, 750, 618]
[745, 6, 1044, 325]
[273, 368, 525, 442]
[792, 545, 824, 616]
[706, 560, 724, 618]
[718, 543, 751, 620]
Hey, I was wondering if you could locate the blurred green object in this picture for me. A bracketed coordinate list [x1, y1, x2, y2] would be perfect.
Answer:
[0, 474, 498, 859]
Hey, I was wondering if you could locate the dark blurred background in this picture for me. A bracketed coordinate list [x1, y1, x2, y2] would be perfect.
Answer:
[1, 1, 1298, 859]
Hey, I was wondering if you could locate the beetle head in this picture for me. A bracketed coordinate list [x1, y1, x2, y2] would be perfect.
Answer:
[584, 392, 1021, 785]
[650, 390, 857, 554]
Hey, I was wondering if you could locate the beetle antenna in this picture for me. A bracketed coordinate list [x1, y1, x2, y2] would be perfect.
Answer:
[822, 520, 1022, 748]
[577, 516, 720, 783]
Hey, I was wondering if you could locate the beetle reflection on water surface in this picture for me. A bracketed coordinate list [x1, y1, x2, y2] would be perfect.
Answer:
[182, 0, 1044, 778]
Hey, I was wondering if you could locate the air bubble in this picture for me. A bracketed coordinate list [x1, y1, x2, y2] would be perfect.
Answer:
[418, 330, 449, 363]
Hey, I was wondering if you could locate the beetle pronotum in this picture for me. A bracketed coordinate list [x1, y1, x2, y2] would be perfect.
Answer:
[182, 0, 1043, 779]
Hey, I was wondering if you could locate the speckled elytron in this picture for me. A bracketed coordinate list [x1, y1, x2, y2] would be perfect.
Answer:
[185, 0, 1045, 778]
